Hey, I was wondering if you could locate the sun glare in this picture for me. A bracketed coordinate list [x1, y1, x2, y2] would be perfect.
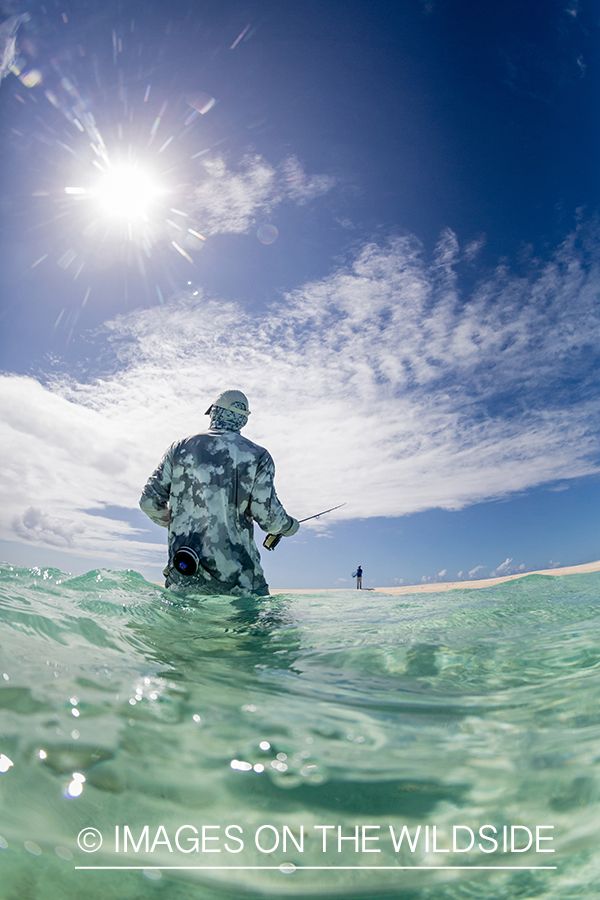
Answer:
[91, 165, 164, 220]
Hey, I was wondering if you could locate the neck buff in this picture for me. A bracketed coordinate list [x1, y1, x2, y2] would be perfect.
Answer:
[209, 405, 247, 433]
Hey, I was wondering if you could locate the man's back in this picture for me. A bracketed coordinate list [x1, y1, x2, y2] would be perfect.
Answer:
[140, 423, 296, 596]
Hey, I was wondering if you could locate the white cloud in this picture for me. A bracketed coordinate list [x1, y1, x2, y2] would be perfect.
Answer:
[0, 374, 162, 565]
[190, 153, 335, 235]
[2, 227, 600, 563]
[492, 558, 513, 576]
[279, 156, 336, 204]
[468, 566, 486, 578]
[490, 558, 527, 577]
[463, 236, 486, 262]
[12, 507, 84, 547]
[0, 15, 27, 82]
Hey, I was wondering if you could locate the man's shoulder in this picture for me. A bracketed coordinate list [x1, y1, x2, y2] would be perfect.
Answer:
[227, 431, 273, 464]
[233, 431, 269, 454]
[173, 430, 270, 458]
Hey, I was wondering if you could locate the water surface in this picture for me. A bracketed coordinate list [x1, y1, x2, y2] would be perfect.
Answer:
[1, 562, 599, 899]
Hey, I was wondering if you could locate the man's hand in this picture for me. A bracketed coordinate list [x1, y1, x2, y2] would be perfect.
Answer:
[263, 517, 300, 551]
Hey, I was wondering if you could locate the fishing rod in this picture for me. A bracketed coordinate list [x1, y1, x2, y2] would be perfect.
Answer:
[263, 503, 346, 551]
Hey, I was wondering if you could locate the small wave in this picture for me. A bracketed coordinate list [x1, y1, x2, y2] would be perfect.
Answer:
[0, 562, 599, 898]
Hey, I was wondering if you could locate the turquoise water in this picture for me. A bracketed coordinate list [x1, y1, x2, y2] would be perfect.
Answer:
[1, 562, 599, 899]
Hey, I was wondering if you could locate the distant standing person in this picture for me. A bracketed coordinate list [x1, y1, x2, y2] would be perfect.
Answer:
[356, 565, 363, 589]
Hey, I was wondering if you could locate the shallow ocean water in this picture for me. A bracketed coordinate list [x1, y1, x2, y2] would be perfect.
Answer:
[0, 561, 599, 900]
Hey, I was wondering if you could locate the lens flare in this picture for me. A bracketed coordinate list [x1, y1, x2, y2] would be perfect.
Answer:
[257, 223, 278, 244]
[19, 69, 43, 88]
[185, 92, 216, 115]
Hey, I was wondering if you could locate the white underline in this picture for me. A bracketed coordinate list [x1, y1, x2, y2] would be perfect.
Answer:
[75, 865, 558, 871]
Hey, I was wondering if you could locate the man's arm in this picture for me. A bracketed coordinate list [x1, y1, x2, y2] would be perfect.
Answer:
[139, 446, 174, 528]
[249, 452, 299, 536]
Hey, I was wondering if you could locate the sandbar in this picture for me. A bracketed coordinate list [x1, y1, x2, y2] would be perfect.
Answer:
[270, 558, 600, 595]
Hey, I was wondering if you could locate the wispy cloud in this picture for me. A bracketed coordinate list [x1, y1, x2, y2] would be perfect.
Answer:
[190, 153, 335, 235]
[490, 558, 526, 577]
[0, 14, 27, 82]
[2, 225, 600, 563]
[0, 375, 162, 564]
[420, 570, 449, 583]
[279, 156, 336, 204]
[501, 22, 587, 102]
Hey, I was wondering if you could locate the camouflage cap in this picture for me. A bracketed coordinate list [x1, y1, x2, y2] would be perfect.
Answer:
[205, 389, 251, 417]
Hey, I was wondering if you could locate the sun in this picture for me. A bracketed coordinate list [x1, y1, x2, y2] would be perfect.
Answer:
[90, 165, 165, 220]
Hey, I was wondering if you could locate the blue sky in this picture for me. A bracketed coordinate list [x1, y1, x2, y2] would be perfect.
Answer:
[1, 0, 600, 589]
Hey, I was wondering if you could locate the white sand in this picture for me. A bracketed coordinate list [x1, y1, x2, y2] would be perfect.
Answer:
[270, 558, 600, 595]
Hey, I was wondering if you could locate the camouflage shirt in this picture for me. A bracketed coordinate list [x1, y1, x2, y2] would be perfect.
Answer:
[139, 427, 295, 596]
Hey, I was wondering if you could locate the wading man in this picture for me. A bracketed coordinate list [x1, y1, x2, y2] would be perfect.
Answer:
[139, 390, 299, 596]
